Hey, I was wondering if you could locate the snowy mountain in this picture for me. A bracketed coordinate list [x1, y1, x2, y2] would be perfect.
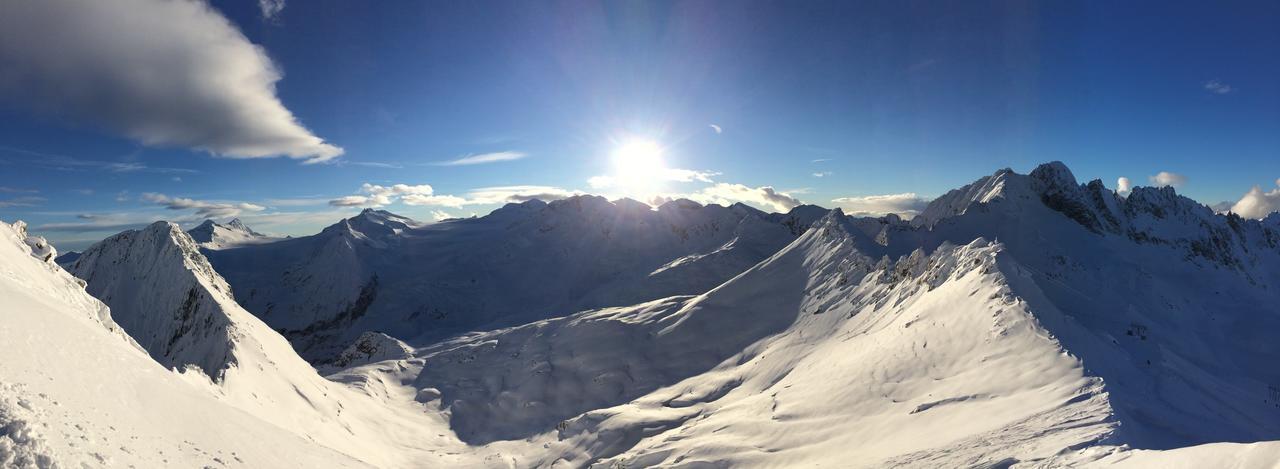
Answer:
[186, 217, 278, 250]
[397, 162, 1280, 465]
[0, 220, 369, 467]
[60, 222, 488, 467]
[207, 199, 833, 361]
[5, 161, 1279, 467]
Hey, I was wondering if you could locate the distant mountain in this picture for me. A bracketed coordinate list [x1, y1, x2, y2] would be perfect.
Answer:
[186, 218, 277, 250]
[206, 200, 836, 361]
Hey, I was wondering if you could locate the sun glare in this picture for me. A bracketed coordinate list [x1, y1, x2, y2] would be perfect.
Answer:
[611, 139, 667, 192]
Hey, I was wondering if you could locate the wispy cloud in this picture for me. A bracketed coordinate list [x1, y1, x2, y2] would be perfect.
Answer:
[142, 193, 265, 218]
[709, 124, 722, 134]
[435, 151, 527, 166]
[0, 186, 38, 193]
[0, 0, 341, 163]
[832, 193, 930, 218]
[0, 145, 197, 174]
[258, 0, 285, 20]
[1149, 171, 1187, 188]
[0, 196, 46, 208]
[1204, 80, 1233, 95]
[812, 171, 833, 178]
[811, 158, 831, 163]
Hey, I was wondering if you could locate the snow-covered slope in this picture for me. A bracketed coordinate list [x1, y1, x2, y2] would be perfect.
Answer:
[60, 222, 487, 467]
[207, 199, 832, 361]
[396, 162, 1280, 466]
[0, 220, 367, 467]
[186, 218, 278, 250]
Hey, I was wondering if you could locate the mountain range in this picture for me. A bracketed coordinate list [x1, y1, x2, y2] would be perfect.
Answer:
[3, 161, 1279, 467]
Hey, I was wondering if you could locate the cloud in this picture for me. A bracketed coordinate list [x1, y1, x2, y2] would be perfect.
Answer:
[142, 193, 265, 218]
[0, 0, 342, 163]
[1116, 177, 1132, 195]
[813, 171, 833, 178]
[258, 0, 285, 20]
[691, 184, 802, 213]
[831, 193, 930, 218]
[1148, 171, 1187, 188]
[0, 196, 46, 208]
[328, 183, 436, 207]
[811, 158, 831, 163]
[1227, 180, 1280, 219]
[466, 185, 581, 204]
[709, 124, 722, 134]
[0, 186, 37, 193]
[431, 210, 453, 222]
[587, 169, 719, 189]
[435, 151, 527, 166]
[0, 145, 198, 174]
[331, 182, 586, 209]
[1204, 80, 1233, 95]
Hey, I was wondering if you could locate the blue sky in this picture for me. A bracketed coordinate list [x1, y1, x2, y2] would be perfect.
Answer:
[1, 0, 1278, 249]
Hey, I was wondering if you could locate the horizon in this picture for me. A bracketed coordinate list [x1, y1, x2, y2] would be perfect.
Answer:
[2, 1, 1279, 250]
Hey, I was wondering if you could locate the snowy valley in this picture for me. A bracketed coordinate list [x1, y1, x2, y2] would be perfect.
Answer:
[3, 162, 1280, 468]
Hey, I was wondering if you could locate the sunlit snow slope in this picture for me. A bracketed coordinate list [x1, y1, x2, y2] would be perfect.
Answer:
[0, 221, 366, 468]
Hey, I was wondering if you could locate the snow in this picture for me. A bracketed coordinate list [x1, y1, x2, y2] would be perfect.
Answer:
[5, 161, 1279, 468]
[186, 218, 279, 250]
[206, 197, 830, 361]
[0, 220, 368, 467]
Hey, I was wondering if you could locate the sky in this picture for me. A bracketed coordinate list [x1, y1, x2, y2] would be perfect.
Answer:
[1, 0, 1278, 250]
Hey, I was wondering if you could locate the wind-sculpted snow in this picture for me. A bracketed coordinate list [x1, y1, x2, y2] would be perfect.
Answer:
[208, 198, 832, 361]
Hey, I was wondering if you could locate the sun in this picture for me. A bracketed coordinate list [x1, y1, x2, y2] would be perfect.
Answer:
[610, 139, 667, 192]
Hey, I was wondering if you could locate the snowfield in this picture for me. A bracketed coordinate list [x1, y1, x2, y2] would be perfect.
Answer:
[5, 161, 1280, 468]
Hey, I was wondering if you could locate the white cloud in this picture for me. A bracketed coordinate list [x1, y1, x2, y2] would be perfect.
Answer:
[831, 193, 930, 218]
[431, 210, 453, 221]
[0, 186, 37, 194]
[587, 168, 719, 189]
[0, 0, 342, 163]
[330, 183, 580, 208]
[258, 0, 285, 20]
[466, 185, 582, 204]
[0, 196, 46, 208]
[141, 193, 265, 218]
[1116, 177, 1132, 195]
[689, 184, 802, 213]
[329, 183, 436, 207]
[813, 172, 833, 178]
[436, 151, 527, 166]
[811, 158, 831, 163]
[1204, 80, 1233, 95]
[709, 124, 722, 134]
[1228, 180, 1280, 219]
[1149, 171, 1187, 188]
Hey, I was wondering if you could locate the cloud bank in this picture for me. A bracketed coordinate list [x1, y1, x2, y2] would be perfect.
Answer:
[832, 193, 930, 218]
[0, 0, 342, 163]
[142, 193, 265, 218]
[1228, 179, 1280, 219]
[330, 183, 582, 209]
